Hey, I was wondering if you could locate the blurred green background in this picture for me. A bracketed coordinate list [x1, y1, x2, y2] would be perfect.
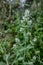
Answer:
[0, 0, 43, 65]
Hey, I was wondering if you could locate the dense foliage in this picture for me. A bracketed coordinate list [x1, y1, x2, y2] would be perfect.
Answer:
[0, 0, 43, 65]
